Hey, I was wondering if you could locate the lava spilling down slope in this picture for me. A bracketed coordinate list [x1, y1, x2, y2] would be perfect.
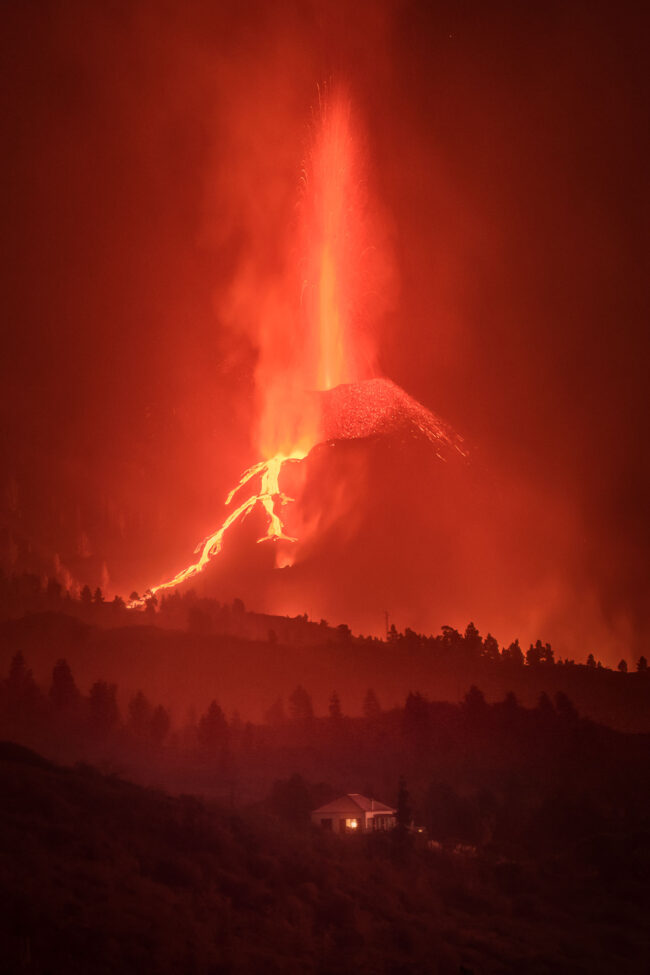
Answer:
[130, 88, 466, 608]
[132, 379, 466, 605]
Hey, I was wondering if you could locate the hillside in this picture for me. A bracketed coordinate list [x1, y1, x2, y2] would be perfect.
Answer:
[0, 607, 648, 732]
[1, 741, 649, 975]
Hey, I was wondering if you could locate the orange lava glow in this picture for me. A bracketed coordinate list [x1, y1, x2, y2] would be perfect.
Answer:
[300, 87, 370, 392]
[131, 87, 375, 605]
[129, 451, 305, 606]
[130, 85, 461, 608]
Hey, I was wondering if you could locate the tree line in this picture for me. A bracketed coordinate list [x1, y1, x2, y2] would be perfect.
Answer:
[1, 569, 647, 673]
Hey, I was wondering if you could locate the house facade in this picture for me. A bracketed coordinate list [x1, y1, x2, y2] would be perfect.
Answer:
[311, 793, 397, 833]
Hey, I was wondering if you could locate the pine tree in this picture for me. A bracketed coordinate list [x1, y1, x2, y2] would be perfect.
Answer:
[506, 639, 524, 665]
[197, 701, 228, 751]
[288, 685, 314, 723]
[463, 685, 487, 717]
[328, 691, 342, 720]
[128, 690, 153, 735]
[396, 776, 412, 833]
[464, 622, 483, 657]
[483, 633, 500, 663]
[363, 688, 381, 720]
[88, 681, 119, 735]
[6, 652, 41, 717]
[49, 659, 80, 711]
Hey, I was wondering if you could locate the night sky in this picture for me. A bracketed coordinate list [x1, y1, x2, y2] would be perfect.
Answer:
[1, 0, 648, 664]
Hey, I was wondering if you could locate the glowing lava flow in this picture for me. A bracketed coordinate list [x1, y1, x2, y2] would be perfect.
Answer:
[129, 451, 305, 606]
[129, 86, 465, 608]
[130, 377, 466, 606]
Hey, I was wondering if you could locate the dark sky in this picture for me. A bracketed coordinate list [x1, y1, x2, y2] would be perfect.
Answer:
[1, 0, 648, 663]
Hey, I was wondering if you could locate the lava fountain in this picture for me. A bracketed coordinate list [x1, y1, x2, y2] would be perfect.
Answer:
[130, 87, 465, 607]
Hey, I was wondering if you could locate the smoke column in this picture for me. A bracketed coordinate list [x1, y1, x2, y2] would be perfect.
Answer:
[130, 85, 461, 606]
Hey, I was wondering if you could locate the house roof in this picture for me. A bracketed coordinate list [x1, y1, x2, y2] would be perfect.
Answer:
[347, 793, 396, 813]
[311, 793, 396, 816]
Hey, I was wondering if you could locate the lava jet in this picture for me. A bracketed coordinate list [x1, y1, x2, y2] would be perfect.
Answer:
[130, 87, 465, 608]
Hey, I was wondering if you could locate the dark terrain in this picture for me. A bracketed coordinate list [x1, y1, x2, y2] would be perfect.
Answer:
[1, 741, 649, 975]
[1, 578, 649, 972]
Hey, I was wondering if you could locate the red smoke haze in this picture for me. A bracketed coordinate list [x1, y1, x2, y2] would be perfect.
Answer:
[1, 1, 648, 665]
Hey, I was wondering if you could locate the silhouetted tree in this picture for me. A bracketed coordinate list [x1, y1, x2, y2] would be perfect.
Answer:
[337, 623, 352, 644]
[425, 782, 459, 844]
[537, 691, 555, 717]
[637, 656, 648, 673]
[464, 622, 482, 658]
[403, 627, 420, 650]
[527, 640, 544, 666]
[88, 681, 119, 735]
[264, 697, 286, 726]
[505, 639, 524, 666]
[270, 773, 312, 825]
[396, 776, 412, 833]
[463, 685, 487, 719]
[540, 642, 555, 665]
[618, 659, 628, 673]
[483, 633, 500, 663]
[402, 692, 429, 740]
[363, 688, 381, 720]
[49, 659, 80, 712]
[554, 691, 579, 723]
[128, 690, 153, 736]
[328, 691, 342, 720]
[93, 587, 104, 605]
[197, 700, 228, 751]
[8, 651, 28, 690]
[288, 685, 313, 723]
[586, 653, 596, 668]
[441, 625, 462, 653]
[5, 652, 42, 718]
[501, 690, 519, 715]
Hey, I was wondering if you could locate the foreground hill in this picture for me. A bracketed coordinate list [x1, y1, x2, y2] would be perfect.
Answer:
[1, 741, 648, 975]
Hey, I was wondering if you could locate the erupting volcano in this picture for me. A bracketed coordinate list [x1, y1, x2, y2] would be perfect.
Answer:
[131, 87, 465, 608]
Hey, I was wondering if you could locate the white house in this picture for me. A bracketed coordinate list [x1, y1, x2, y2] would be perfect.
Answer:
[311, 793, 397, 833]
